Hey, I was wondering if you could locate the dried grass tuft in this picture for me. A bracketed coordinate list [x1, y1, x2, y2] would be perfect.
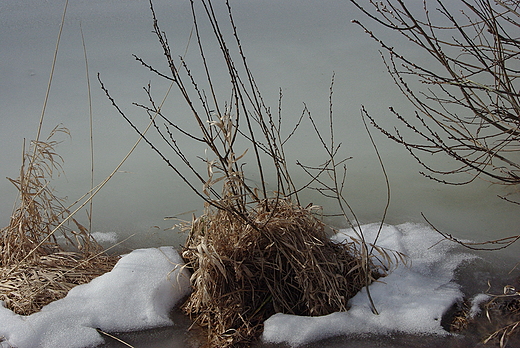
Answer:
[0, 127, 119, 315]
[0, 252, 116, 316]
[102, 2, 403, 346]
[182, 198, 379, 347]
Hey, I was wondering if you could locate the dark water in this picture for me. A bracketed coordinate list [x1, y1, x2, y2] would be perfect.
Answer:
[96, 316, 499, 348]
[99, 326, 480, 348]
[97, 314, 479, 348]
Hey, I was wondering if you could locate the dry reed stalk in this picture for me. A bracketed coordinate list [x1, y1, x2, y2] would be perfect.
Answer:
[0, 127, 119, 315]
[182, 198, 379, 347]
[103, 2, 404, 346]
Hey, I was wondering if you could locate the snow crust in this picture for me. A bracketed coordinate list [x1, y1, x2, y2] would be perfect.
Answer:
[0, 246, 191, 348]
[468, 293, 492, 319]
[262, 222, 475, 346]
[0, 223, 474, 348]
[91, 231, 119, 244]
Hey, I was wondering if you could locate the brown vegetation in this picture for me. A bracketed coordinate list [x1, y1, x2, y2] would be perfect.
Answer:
[350, 0, 520, 345]
[182, 198, 375, 347]
[351, 0, 520, 189]
[0, 127, 118, 315]
[449, 289, 520, 347]
[98, 0, 404, 346]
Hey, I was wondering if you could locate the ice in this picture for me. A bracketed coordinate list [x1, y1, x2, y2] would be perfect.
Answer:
[0, 247, 191, 348]
[262, 223, 475, 346]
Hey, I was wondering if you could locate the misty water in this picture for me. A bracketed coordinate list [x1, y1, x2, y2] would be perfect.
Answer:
[1, 1, 519, 347]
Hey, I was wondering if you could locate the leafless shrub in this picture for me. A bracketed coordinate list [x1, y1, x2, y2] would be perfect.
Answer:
[350, 0, 520, 248]
[351, 0, 520, 343]
[350, 0, 520, 189]
[99, 0, 404, 346]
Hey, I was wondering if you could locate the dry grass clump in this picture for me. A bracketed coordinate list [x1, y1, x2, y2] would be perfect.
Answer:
[482, 297, 520, 347]
[450, 289, 520, 347]
[103, 2, 399, 347]
[0, 127, 118, 315]
[0, 252, 116, 316]
[182, 198, 376, 347]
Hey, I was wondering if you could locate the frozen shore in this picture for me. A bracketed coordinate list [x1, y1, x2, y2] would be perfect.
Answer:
[0, 223, 474, 348]
[0, 247, 191, 348]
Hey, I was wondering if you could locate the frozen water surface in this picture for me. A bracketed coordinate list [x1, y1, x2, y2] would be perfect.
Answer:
[1, 0, 519, 347]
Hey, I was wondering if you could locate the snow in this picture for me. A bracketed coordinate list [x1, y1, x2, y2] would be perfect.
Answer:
[0, 246, 191, 348]
[262, 223, 475, 346]
[0, 223, 475, 348]
[0, 1, 510, 347]
[469, 293, 492, 319]
[91, 231, 119, 244]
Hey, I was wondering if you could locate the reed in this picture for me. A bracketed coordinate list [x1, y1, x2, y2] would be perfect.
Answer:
[99, 0, 404, 346]
[0, 127, 118, 315]
[182, 198, 378, 347]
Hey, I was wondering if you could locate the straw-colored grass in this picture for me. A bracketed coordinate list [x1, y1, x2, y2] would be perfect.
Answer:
[102, 2, 403, 347]
[182, 198, 379, 347]
[0, 127, 118, 315]
[450, 292, 520, 347]
[0, 251, 116, 316]
[0, 0, 118, 319]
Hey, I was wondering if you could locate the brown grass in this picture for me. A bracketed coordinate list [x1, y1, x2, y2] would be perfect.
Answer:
[0, 251, 116, 316]
[182, 198, 379, 347]
[0, 126, 118, 315]
[449, 291, 520, 347]
[100, 2, 404, 346]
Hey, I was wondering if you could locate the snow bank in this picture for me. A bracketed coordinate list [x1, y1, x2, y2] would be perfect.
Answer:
[0, 223, 474, 348]
[0, 246, 191, 348]
[262, 222, 475, 346]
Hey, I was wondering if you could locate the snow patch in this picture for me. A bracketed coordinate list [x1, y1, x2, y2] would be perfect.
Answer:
[91, 231, 119, 244]
[0, 247, 191, 348]
[469, 293, 492, 319]
[0, 223, 476, 348]
[262, 223, 475, 346]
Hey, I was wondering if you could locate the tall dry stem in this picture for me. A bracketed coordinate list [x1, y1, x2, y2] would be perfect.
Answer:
[100, 0, 404, 346]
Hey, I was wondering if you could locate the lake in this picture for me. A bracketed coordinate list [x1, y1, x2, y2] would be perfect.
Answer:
[1, 1, 519, 347]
